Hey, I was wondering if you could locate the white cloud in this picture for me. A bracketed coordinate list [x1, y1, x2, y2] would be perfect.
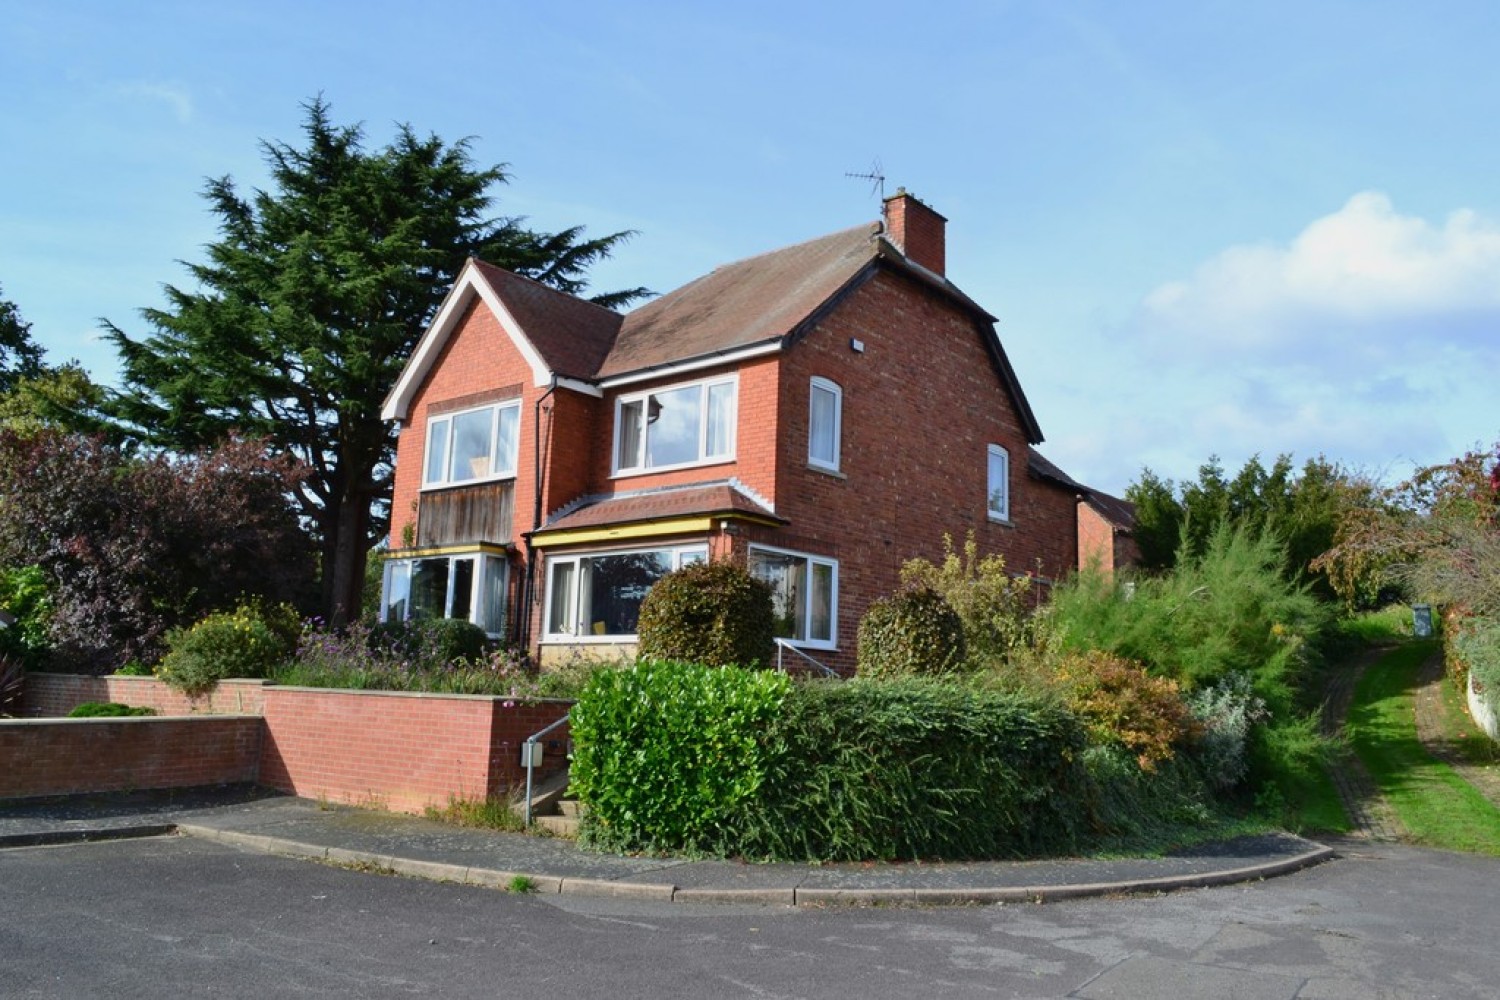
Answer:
[1031, 194, 1500, 494]
[1139, 191, 1500, 361]
[111, 80, 194, 124]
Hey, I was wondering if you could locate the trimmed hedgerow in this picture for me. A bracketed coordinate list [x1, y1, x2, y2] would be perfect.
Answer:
[856, 587, 967, 678]
[568, 660, 1091, 861]
[569, 659, 792, 854]
[735, 679, 1089, 861]
[636, 561, 776, 669]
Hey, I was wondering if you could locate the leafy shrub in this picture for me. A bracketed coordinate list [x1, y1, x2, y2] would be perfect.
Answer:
[1454, 616, 1500, 712]
[900, 532, 1041, 660]
[113, 661, 152, 676]
[737, 679, 1090, 861]
[277, 618, 537, 695]
[156, 605, 298, 696]
[0, 564, 52, 669]
[67, 701, 156, 717]
[1049, 525, 1327, 714]
[369, 617, 489, 666]
[0, 430, 314, 673]
[1185, 672, 1269, 789]
[1081, 744, 1219, 846]
[1054, 650, 1199, 771]
[636, 561, 776, 669]
[569, 659, 792, 854]
[856, 587, 967, 678]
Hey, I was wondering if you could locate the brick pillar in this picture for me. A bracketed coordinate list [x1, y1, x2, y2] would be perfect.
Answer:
[882, 188, 947, 276]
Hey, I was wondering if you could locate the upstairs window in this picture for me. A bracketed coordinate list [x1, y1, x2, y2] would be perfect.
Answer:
[614, 375, 736, 475]
[808, 377, 842, 472]
[424, 400, 521, 487]
[987, 444, 1010, 522]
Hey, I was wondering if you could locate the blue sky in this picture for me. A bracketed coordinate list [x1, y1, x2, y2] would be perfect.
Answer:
[2, 1, 1495, 495]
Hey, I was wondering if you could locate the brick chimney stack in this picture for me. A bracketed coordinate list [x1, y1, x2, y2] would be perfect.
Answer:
[882, 188, 947, 277]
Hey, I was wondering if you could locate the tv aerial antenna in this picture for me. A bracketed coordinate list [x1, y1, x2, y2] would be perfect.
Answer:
[845, 160, 886, 200]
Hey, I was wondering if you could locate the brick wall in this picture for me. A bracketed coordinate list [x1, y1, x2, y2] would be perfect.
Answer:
[15, 675, 572, 815]
[767, 269, 1078, 673]
[255, 687, 571, 813]
[22, 674, 270, 718]
[0, 716, 262, 799]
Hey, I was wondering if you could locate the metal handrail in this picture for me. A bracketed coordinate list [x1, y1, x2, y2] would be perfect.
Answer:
[522, 712, 571, 828]
[774, 638, 839, 677]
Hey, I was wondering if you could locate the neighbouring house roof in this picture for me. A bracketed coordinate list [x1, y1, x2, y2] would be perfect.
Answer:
[1027, 449, 1137, 534]
[385, 216, 1046, 445]
[534, 481, 784, 538]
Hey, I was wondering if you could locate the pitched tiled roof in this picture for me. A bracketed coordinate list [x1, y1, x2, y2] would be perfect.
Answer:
[536, 481, 783, 535]
[1028, 449, 1136, 532]
[596, 224, 882, 379]
[468, 260, 622, 381]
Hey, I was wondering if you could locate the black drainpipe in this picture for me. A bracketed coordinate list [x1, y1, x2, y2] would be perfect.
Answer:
[518, 378, 557, 654]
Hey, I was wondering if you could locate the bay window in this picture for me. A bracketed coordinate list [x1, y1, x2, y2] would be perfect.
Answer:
[424, 400, 521, 487]
[748, 545, 838, 649]
[613, 375, 736, 474]
[544, 545, 708, 639]
[382, 553, 509, 636]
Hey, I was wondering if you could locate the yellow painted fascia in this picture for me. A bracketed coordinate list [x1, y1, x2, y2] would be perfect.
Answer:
[530, 516, 716, 548]
[383, 542, 512, 560]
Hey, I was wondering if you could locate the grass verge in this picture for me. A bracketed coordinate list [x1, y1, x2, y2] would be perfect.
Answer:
[1346, 641, 1500, 855]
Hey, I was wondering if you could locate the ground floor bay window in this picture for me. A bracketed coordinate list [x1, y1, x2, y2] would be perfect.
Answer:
[382, 550, 509, 637]
[748, 545, 837, 649]
[544, 544, 707, 640]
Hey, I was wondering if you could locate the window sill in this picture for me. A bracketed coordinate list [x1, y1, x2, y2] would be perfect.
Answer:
[987, 514, 1015, 528]
[806, 463, 846, 480]
[611, 457, 735, 481]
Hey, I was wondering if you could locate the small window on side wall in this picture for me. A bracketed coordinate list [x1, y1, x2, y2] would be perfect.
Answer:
[808, 377, 841, 472]
[987, 444, 1010, 522]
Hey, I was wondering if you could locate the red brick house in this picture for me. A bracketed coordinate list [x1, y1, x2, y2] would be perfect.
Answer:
[380, 190, 1130, 673]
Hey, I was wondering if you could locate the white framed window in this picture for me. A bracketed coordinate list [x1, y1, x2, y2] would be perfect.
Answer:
[808, 376, 842, 472]
[748, 544, 838, 649]
[987, 444, 1010, 522]
[543, 544, 708, 640]
[612, 375, 736, 475]
[423, 400, 521, 488]
[382, 553, 509, 636]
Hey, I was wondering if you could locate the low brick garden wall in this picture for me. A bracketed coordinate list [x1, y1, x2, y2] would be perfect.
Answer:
[12, 675, 573, 813]
[0, 715, 263, 799]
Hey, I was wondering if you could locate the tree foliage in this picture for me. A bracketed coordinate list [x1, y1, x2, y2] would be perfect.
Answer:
[0, 429, 314, 672]
[0, 363, 112, 437]
[0, 285, 45, 395]
[1316, 443, 1500, 616]
[1126, 453, 1378, 600]
[105, 97, 647, 623]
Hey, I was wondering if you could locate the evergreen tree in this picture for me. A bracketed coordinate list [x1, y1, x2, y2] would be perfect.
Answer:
[0, 286, 45, 395]
[106, 98, 647, 623]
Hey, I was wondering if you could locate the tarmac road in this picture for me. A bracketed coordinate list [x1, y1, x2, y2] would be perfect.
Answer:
[3, 834, 1497, 999]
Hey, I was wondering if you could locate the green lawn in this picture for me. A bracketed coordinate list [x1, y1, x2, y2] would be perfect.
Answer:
[1346, 641, 1500, 855]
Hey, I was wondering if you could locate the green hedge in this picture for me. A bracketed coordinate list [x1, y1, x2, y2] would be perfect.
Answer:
[737, 679, 1089, 861]
[568, 659, 792, 854]
[569, 661, 1090, 861]
[67, 702, 157, 717]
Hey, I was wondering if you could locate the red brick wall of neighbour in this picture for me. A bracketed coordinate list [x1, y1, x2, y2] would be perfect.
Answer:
[0, 717, 262, 799]
[255, 688, 572, 814]
[21, 675, 270, 718]
[767, 269, 1077, 673]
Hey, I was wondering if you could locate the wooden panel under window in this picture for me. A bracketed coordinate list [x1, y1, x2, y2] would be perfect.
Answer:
[416, 481, 516, 547]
